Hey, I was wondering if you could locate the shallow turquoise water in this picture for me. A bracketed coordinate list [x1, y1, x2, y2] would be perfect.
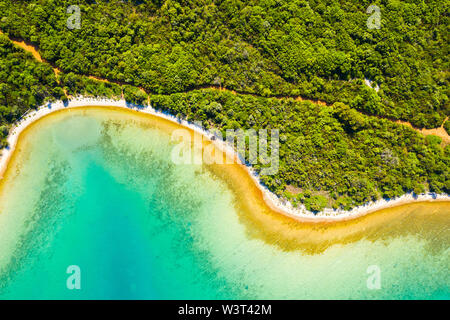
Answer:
[0, 109, 448, 299]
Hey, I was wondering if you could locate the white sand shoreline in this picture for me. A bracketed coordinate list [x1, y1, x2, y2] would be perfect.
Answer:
[0, 96, 448, 222]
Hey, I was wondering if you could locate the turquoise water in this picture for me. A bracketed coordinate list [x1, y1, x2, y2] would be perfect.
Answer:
[0, 108, 448, 299]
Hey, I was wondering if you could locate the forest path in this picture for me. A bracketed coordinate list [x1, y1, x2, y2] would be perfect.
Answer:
[396, 117, 449, 145]
[2, 30, 449, 145]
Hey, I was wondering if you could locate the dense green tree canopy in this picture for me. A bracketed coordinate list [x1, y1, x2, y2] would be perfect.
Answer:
[0, 0, 448, 127]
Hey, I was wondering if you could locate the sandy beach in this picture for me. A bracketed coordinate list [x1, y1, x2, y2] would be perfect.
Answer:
[0, 97, 448, 224]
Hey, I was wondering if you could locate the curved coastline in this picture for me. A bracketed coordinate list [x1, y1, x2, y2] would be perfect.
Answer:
[0, 97, 449, 225]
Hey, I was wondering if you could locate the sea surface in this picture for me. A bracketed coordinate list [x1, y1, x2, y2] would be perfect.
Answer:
[0, 107, 448, 299]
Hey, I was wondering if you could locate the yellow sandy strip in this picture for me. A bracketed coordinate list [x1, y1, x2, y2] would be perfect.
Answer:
[1, 104, 448, 254]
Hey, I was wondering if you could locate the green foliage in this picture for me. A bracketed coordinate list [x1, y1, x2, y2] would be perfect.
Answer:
[0, 34, 61, 143]
[296, 192, 328, 212]
[333, 102, 367, 133]
[59, 73, 122, 98]
[425, 135, 442, 146]
[305, 195, 328, 213]
[0, 0, 448, 128]
[123, 86, 148, 106]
